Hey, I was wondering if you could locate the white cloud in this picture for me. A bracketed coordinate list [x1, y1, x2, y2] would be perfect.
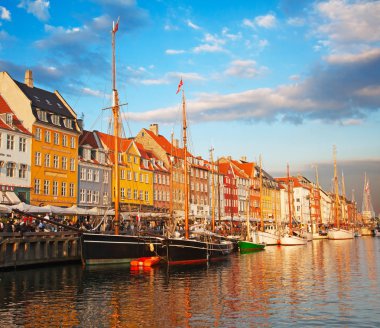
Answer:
[140, 72, 205, 85]
[243, 14, 277, 29]
[165, 49, 185, 55]
[341, 118, 363, 126]
[0, 6, 11, 21]
[355, 85, 380, 97]
[255, 14, 277, 28]
[187, 20, 201, 30]
[82, 87, 111, 99]
[193, 33, 226, 53]
[316, 0, 380, 47]
[222, 28, 241, 41]
[18, 0, 50, 21]
[325, 48, 380, 64]
[224, 60, 265, 78]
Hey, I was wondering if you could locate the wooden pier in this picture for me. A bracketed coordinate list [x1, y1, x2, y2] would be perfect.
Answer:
[0, 232, 81, 269]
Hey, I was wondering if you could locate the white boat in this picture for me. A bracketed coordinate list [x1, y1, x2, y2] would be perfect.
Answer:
[300, 230, 313, 241]
[327, 228, 354, 240]
[280, 234, 307, 246]
[360, 226, 372, 236]
[257, 230, 279, 245]
[312, 232, 328, 240]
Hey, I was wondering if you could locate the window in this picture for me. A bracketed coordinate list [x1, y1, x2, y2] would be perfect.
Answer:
[62, 135, 67, 147]
[6, 113, 12, 125]
[70, 136, 75, 148]
[44, 180, 50, 195]
[19, 137, 26, 152]
[87, 169, 93, 181]
[83, 148, 91, 160]
[94, 170, 99, 182]
[70, 158, 75, 171]
[127, 171, 132, 180]
[37, 110, 47, 122]
[121, 169, 125, 180]
[134, 189, 138, 200]
[127, 188, 131, 199]
[121, 188, 125, 199]
[6, 162, 16, 177]
[35, 152, 41, 166]
[44, 154, 50, 167]
[134, 156, 138, 164]
[80, 167, 86, 180]
[53, 155, 59, 169]
[145, 191, 149, 202]
[80, 189, 86, 203]
[35, 128, 41, 141]
[154, 190, 157, 201]
[34, 179, 41, 194]
[103, 171, 109, 183]
[139, 190, 143, 201]
[62, 157, 67, 170]
[145, 174, 149, 184]
[52, 115, 60, 125]
[6, 135, 14, 150]
[53, 181, 58, 196]
[93, 191, 99, 204]
[134, 172, 138, 182]
[64, 118, 73, 129]
[44, 130, 51, 143]
[118, 153, 122, 163]
[87, 190, 92, 203]
[69, 183, 75, 197]
[140, 174, 143, 182]
[54, 132, 59, 145]
[103, 192, 109, 205]
[19, 164, 27, 179]
[61, 182, 67, 197]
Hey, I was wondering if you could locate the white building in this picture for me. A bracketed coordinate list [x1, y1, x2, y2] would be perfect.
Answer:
[0, 96, 32, 204]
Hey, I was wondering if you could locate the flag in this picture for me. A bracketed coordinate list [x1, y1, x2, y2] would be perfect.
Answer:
[113, 18, 119, 33]
[176, 78, 183, 94]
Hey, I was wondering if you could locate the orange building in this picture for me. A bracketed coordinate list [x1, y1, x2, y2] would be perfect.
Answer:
[0, 70, 81, 207]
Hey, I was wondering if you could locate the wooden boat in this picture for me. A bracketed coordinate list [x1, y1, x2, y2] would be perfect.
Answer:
[279, 164, 307, 246]
[81, 20, 164, 265]
[163, 81, 233, 265]
[327, 146, 354, 240]
[238, 239, 265, 252]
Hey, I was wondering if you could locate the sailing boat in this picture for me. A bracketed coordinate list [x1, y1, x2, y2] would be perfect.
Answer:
[238, 185, 265, 252]
[327, 146, 354, 240]
[361, 172, 375, 236]
[256, 156, 280, 245]
[280, 164, 307, 246]
[163, 80, 234, 265]
[81, 20, 164, 265]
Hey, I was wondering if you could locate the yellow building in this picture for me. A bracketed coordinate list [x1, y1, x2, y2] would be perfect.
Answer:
[0, 70, 81, 207]
[96, 131, 154, 212]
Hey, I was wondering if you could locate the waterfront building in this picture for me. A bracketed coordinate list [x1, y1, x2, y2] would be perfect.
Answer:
[78, 130, 112, 213]
[0, 96, 32, 204]
[319, 188, 332, 225]
[136, 124, 185, 213]
[217, 161, 238, 220]
[189, 156, 210, 219]
[0, 70, 81, 207]
[260, 169, 280, 221]
[208, 160, 225, 222]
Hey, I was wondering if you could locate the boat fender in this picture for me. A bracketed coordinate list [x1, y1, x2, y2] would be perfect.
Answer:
[150, 243, 154, 252]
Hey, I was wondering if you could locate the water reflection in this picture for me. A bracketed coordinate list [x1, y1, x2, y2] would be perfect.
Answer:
[1, 238, 379, 327]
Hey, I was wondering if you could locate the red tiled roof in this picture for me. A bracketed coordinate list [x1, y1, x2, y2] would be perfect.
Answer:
[96, 130, 132, 152]
[79, 130, 98, 148]
[0, 96, 31, 135]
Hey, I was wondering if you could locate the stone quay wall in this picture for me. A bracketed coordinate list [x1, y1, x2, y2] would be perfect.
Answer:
[0, 232, 81, 269]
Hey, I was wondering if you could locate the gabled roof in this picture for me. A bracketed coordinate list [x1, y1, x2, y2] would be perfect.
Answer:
[0, 96, 31, 135]
[95, 130, 132, 153]
[275, 176, 305, 189]
[79, 130, 99, 149]
[14, 80, 75, 118]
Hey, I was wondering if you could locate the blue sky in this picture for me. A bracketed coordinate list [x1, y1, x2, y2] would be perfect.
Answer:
[1, 0, 379, 214]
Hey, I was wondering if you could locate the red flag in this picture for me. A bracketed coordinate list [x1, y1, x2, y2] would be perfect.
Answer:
[176, 78, 183, 94]
[113, 18, 119, 33]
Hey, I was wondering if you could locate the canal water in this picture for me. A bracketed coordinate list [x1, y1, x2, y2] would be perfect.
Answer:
[1, 237, 379, 327]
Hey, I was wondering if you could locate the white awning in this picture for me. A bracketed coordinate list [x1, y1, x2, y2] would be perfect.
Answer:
[1, 191, 21, 205]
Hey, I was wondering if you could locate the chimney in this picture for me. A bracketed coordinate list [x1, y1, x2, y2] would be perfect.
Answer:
[173, 139, 179, 148]
[25, 70, 34, 88]
[149, 123, 159, 136]
[240, 156, 247, 162]
[227, 156, 232, 160]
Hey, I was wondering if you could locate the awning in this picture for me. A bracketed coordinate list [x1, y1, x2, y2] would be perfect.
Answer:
[1, 191, 21, 205]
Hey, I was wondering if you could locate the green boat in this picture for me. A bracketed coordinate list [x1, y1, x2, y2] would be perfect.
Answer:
[238, 240, 266, 253]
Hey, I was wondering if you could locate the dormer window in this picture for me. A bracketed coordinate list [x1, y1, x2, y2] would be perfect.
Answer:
[51, 115, 60, 125]
[83, 148, 91, 160]
[143, 159, 148, 168]
[33, 96, 40, 102]
[63, 118, 73, 129]
[57, 102, 63, 108]
[36, 110, 47, 122]
[6, 114, 12, 125]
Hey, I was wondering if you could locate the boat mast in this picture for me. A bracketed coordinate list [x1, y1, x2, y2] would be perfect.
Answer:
[314, 164, 321, 228]
[342, 171, 347, 227]
[210, 147, 215, 232]
[259, 155, 264, 232]
[333, 145, 340, 229]
[112, 20, 120, 235]
[182, 87, 189, 239]
[287, 163, 293, 235]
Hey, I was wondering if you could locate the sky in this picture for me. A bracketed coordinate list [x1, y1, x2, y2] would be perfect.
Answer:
[0, 0, 379, 215]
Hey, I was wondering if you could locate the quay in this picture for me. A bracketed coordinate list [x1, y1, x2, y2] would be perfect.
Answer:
[0, 232, 81, 269]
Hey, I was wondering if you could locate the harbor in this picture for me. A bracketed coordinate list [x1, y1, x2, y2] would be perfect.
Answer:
[1, 237, 379, 327]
